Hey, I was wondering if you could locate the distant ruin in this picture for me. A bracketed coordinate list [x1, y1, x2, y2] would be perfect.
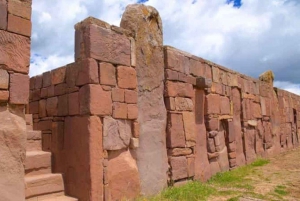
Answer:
[0, 1, 299, 201]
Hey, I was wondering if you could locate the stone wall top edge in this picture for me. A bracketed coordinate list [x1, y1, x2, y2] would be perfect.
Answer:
[30, 61, 75, 79]
[74, 16, 133, 37]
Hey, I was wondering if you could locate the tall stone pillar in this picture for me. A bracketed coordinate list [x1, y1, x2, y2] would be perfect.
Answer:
[0, 0, 32, 200]
[121, 4, 168, 195]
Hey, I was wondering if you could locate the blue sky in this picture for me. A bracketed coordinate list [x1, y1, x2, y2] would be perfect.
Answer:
[31, 0, 300, 94]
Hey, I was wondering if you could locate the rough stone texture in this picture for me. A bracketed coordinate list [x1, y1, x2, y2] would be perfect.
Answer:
[7, 14, 31, 37]
[0, 0, 7, 30]
[0, 69, 9, 89]
[117, 66, 137, 89]
[103, 117, 131, 150]
[8, 0, 32, 20]
[64, 116, 103, 201]
[0, 30, 30, 73]
[99, 62, 116, 86]
[182, 112, 196, 146]
[0, 107, 26, 201]
[121, 4, 168, 195]
[167, 113, 185, 148]
[10, 73, 29, 104]
[169, 156, 188, 181]
[107, 149, 140, 201]
[75, 22, 131, 66]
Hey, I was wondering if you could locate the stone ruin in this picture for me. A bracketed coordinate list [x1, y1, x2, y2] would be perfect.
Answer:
[0, 1, 299, 201]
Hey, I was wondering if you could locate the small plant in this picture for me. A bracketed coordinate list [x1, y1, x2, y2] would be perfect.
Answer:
[274, 185, 288, 196]
[251, 158, 270, 167]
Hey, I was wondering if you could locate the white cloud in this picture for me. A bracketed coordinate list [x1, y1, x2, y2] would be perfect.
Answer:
[274, 81, 300, 95]
[30, 0, 300, 96]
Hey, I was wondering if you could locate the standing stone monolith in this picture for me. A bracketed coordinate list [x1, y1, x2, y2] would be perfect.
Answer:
[121, 4, 168, 195]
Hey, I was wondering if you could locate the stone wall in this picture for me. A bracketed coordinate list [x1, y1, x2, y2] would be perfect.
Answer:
[27, 4, 300, 201]
[0, 0, 31, 200]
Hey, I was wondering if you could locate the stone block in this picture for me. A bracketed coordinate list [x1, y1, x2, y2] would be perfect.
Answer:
[218, 147, 229, 171]
[76, 59, 99, 86]
[10, 73, 29, 104]
[76, 24, 131, 66]
[207, 137, 215, 153]
[167, 148, 192, 156]
[127, 104, 138, 120]
[182, 112, 196, 147]
[190, 59, 205, 77]
[40, 88, 47, 98]
[51, 66, 66, 85]
[31, 89, 40, 101]
[205, 117, 219, 131]
[212, 66, 219, 83]
[112, 102, 127, 119]
[219, 70, 227, 85]
[46, 97, 58, 116]
[34, 75, 43, 89]
[8, 0, 31, 20]
[132, 121, 139, 138]
[117, 66, 137, 89]
[165, 97, 176, 111]
[42, 72, 51, 87]
[187, 157, 195, 177]
[130, 137, 139, 149]
[29, 101, 39, 114]
[164, 48, 185, 73]
[167, 113, 185, 148]
[205, 94, 220, 114]
[47, 85, 54, 97]
[51, 122, 64, 152]
[58, 94, 68, 116]
[112, 88, 124, 102]
[211, 82, 223, 95]
[0, 69, 9, 89]
[54, 83, 67, 96]
[0, 0, 7, 30]
[165, 81, 193, 98]
[79, 84, 112, 116]
[99, 62, 116, 86]
[195, 77, 212, 89]
[165, 69, 178, 81]
[68, 92, 79, 115]
[174, 97, 193, 111]
[103, 117, 131, 150]
[38, 99, 46, 118]
[7, 14, 31, 37]
[125, 90, 137, 104]
[0, 90, 9, 101]
[227, 121, 235, 143]
[0, 30, 30, 73]
[220, 96, 230, 115]
[170, 156, 188, 181]
[107, 149, 140, 200]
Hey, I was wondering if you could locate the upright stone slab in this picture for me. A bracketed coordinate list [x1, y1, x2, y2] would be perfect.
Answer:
[121, 4, 168, 195]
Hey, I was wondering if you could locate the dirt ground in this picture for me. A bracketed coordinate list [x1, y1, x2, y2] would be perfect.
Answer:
[209, 147, 300, 201]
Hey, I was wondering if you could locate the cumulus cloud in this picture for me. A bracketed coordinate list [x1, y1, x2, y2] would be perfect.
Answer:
[30, 0, 300, 95]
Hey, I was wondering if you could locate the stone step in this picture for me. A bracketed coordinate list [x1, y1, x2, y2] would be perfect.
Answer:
[25, 151, 51, 176]
[25, 174, 64, 199]
[26, 130, 42, 151]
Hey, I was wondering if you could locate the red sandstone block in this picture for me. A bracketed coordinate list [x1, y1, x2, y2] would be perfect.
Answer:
[7, 14, 31, 37]
[38, 99, 46, 118]
[251, 102, 262, 119]
[113, 102, 127, 119]
[165, 81, 193, 98]
[43, 72, 52, 87]
[0, 30, 30, 73]
[54, 83, 67, 96]
[205, 116, 219, 131]
[165, 69, 178, 81]
[51, 66, 66, 85]
[167, 113, 185, 148]
[112, 88, 124, 102]
[58, 94, 68, 116]
[10, 73, 29, 104]
[205, 64, 212, 79]
[76, 58, 99, 86]
[37, 120, 52, 131]
[187, 156, 195, 177]
[31, 89, 40, 101]
[117, 66, 137, 89]
[0, 69, 9, 89]
[132, 121, 139, 138]
[220, 96, 230, 115]
[29, 101, 39, 114]
[219, 70, 227, 85]
[189, 59, 205, 77]
[0, 0, 7, 30]
[46, 97, 58, 116]
[34, 75, 43, 89]
[164, 48, 186, 73]
[40, 88, 47, 98]
[127, 104, 138, 120]
[165, 97, 176, 111]
[51, 122, 64, 152]
[79, 84, 112, 116]
[68, 92, 79, 115]
[42, 134, 51, 151]
[0, 90, 9, 101]
[125, 90, 137, 104]
[47, 85, 54, 97]
[169, 156, 188, 181]
[29, 76, 35, 90]
[205, 94, 220, 114]
[211, 82, 223, 95]
[99, 62, 116, 86]
[76, 24, 131, 66]
[8, 0, 31, 20]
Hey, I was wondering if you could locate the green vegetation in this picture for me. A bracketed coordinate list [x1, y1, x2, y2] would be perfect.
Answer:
[274, 185, 288, 196]
[138, 158, 274, 201]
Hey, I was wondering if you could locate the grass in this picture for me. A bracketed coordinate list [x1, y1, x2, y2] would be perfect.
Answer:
[274, 185, 288, 196]
[139, 158, 272, 201]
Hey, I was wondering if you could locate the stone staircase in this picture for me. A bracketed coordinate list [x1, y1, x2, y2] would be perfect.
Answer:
[25, 114, 77, 201]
